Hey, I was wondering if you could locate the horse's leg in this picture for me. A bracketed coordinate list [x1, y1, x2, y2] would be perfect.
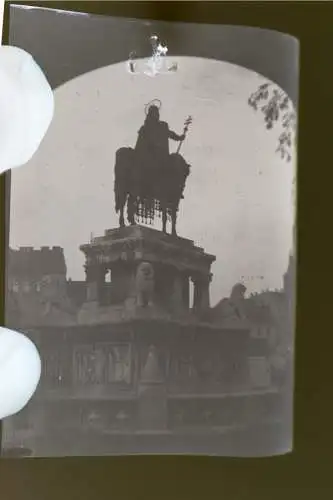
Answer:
[171, 206, 178, 236]
[119, 201, 125, 227]
[127, 194, 136, 225]
[162, 204, 168, 234]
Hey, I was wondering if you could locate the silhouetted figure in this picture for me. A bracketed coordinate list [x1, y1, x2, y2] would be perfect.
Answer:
[135, 105, 185, 189]
[114, 101, 191, 235]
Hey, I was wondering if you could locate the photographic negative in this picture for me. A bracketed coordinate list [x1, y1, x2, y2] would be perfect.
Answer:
[2, 5, 298, 457]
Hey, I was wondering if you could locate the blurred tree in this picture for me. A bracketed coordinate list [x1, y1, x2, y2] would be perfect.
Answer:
[248, 83, 297, 162]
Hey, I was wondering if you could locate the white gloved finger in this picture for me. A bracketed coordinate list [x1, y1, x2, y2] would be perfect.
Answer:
[0, 327, 41, 419]
[0, 45, 54, 174]
[0, 46, 51, 417]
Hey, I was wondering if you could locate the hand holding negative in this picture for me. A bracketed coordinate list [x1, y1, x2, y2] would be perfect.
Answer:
[0, 327, 41, 419]
[0, 45, 54, 174]
[0, 45, 53, 418]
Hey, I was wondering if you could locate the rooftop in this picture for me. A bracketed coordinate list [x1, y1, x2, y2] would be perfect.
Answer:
[7, 246, 67, 279]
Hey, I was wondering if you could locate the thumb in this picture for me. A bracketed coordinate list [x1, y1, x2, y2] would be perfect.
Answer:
[0, 45, 54, 174]
[0, 327, 41, 419]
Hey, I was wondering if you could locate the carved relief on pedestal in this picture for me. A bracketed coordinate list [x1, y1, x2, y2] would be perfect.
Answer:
[135, 261, 155, 307]
[80, 226, 215, 320]
[73, 343, 132, 386]
[140, 345, 165, 382]
[43, 349, 64, 388]
[194, 354, 215, 382]
[138, 345, 167, 430]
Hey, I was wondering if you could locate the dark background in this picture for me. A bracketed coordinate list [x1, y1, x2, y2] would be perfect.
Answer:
[8, 5, 299, 101]
[0, 1, 330, 499]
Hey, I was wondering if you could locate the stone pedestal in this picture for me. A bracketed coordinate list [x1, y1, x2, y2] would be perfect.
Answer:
[78, 225, 216, 322]
[171, 271, 186, 315]
[138, 346, 167, 431]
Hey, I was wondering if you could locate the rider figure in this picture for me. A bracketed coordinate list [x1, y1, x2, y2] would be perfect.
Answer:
[135, 105, 185, 195]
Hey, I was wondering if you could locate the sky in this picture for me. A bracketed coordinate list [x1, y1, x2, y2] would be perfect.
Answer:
[9, 57, 295, 306]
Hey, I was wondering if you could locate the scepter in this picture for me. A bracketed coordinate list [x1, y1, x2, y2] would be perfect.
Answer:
[177, 115, 192, 154]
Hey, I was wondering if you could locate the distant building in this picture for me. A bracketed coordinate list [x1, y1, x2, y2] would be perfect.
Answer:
[211, 283, 278, 388]
[7, 246, 67, 286]
[6, 246, 76, 327]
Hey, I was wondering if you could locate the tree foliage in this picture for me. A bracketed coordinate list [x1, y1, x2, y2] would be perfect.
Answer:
[248, 83, 297, 162]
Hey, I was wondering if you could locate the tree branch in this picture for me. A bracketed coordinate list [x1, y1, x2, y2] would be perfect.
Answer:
[248, 83, 297, 163]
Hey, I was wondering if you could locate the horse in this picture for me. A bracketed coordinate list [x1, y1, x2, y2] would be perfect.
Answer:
[114, 147, 190, 235]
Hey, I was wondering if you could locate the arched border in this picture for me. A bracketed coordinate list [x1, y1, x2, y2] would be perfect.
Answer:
[9, 6, 299, 105]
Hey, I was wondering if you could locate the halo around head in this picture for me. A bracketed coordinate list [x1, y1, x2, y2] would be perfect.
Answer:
[144, 99, 162, 115]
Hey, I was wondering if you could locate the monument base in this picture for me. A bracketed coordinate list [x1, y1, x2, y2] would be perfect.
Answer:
[78, 224, 216, 324]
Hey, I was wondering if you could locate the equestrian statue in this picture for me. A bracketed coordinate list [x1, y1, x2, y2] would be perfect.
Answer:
[114, 99, 192, 236]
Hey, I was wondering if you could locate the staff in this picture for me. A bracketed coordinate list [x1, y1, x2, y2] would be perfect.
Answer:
[177, 115, 192, 154]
